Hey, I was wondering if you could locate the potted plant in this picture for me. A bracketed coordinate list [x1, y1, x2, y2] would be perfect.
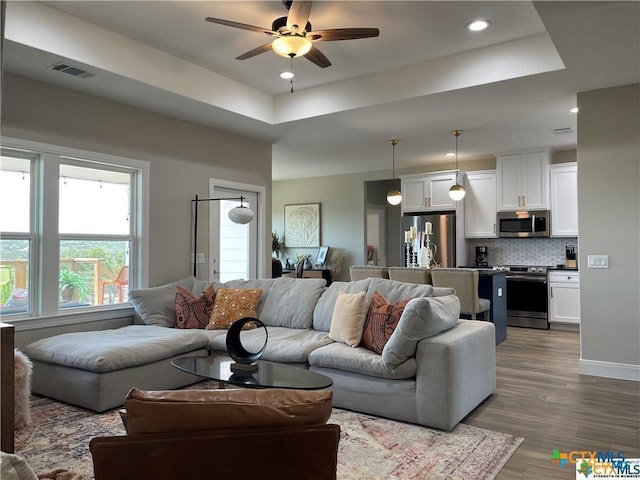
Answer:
[59, 269, 89, 302]
[272, 232, 285, 259]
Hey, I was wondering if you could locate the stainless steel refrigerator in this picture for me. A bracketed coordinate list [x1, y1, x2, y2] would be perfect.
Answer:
[400, 213, 456, 267]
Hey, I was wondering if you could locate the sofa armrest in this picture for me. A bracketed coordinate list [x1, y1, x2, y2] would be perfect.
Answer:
[90, 424, 340, 480]
[414, 320, 496, 430]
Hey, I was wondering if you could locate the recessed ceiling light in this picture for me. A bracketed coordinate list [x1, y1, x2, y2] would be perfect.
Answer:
[446, 152, 455, 157]
[280, 71, 294, 80]
[467, 20, 490, 32]
[570, 107, 579, 113]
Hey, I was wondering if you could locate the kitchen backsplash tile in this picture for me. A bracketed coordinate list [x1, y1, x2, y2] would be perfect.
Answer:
[466, 237, 578, 267]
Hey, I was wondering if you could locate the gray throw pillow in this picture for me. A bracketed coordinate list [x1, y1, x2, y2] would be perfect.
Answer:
[129, 277, 195, 327]
[382, 294, 460, 367]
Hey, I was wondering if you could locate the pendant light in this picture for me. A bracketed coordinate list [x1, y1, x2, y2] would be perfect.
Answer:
[386, 139, 402, 206]
[448, 130, 466, 201]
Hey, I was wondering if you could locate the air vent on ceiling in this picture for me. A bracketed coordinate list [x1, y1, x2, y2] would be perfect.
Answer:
[48, 62, 95, 79]
[551, 127, 575, 135]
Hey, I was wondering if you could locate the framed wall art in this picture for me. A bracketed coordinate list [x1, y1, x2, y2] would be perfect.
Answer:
[284, 203, 320, 247]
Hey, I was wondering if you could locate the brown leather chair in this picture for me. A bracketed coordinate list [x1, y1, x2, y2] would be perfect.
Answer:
[90, 388, 340, 480]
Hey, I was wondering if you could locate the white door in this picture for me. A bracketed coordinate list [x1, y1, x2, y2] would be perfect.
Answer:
[366, 205, 386, 266]
[208, 186, 259, 283]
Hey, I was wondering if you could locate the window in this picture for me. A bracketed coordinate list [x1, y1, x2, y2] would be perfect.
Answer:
[0, 152, 34, 314]
[59, 163, 133, 307]
[0, 140, 147, 319]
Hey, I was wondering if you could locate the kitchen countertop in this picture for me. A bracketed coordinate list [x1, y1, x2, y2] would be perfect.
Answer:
[549, 266, 579, 271]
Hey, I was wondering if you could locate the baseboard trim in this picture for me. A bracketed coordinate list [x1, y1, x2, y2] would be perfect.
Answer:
[579, 358, 640, 381]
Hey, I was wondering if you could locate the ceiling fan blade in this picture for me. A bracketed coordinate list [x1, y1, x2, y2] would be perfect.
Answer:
[235, 43, 274, 60]
[286, 1, 312, 34]
[305, 45, 331, 68]
[205, 17, 276, 36]
[307, 28, 380, 41]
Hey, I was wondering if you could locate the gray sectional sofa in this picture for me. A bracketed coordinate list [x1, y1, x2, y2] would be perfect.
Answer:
[23, 276, 496, 430]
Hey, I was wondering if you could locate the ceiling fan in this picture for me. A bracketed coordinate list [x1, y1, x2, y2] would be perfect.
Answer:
[205, 0, 379, 68]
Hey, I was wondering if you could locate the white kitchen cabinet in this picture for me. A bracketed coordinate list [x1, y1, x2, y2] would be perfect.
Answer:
[497, 151, 550, 211]
[550, 163, 578, 237]
[401, 171, 458, 213]
[549, 270, 580, 330]
[464, 170, 497, 238]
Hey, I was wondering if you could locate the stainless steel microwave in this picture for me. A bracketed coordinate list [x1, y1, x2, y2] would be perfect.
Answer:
[497, 210, 550, 238]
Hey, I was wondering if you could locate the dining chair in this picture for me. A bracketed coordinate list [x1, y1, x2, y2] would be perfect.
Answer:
[387, 267, 432, 285]
[348, 265, 389, 281]
[430, 268, 490, 320]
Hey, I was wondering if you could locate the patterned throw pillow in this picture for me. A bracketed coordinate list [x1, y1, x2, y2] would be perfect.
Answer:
[175, 285, 216, 329]
[207, 288, 263, 330]
[361, 291, 412, 354]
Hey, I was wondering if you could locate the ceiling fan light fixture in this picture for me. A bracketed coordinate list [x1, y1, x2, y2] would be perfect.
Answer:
[280, 71, 295, 79]
[272, 36, 312, 58]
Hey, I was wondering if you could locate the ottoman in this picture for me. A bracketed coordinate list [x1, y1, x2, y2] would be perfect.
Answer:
[23, 325, 210, 412]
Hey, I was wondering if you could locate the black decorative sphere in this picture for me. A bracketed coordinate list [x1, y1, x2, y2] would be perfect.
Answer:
[225, 317, 268, 364]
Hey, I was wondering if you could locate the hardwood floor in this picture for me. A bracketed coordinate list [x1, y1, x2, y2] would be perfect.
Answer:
[464, 327, 640, 479]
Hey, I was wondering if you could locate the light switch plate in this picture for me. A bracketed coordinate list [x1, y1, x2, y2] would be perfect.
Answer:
[587, 255, 609, 268]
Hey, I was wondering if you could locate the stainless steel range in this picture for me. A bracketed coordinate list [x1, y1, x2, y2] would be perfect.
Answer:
[493, 265, 550, 329]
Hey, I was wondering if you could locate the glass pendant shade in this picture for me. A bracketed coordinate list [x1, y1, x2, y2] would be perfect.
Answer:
[228, 206, 255, 224]
[448, 183, 466, 201]
[272, 36, 312, 58]
[386, 139, 402, 206]
[387, 189, 402, 205]
[448, 130, 466, 201]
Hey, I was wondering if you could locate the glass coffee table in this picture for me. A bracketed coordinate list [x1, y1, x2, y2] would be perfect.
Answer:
[172, 355, 333, 390]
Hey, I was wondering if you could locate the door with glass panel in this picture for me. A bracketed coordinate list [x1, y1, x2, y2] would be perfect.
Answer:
[208, 188, 258, 283]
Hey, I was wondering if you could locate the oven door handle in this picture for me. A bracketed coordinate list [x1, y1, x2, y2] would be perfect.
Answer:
[506, 276, 547, 283]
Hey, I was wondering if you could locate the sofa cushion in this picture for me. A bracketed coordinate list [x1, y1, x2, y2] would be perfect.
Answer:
[175, 285, 216, 329]
[309, 342, 416, 380]
[257, 277, 326, 329]
[129, 277, 196, 327]
[207, 288, 263, 330]
[382, 294, 460, 367]
[124, 387, 333, 434]
[361, 291, 412, 354]
[206, 326, 333, 363]
[328, 291, 368, 347]
[225, 278, 276, 318]
[313, 279, 373, 332]
[23, 325, 209, 373]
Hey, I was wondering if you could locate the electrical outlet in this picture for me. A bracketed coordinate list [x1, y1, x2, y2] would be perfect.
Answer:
[196, 253, 205, 264]
[587, 255, 609, 268]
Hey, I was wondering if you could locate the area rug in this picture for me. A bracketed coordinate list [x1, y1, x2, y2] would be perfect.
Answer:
[15, 395, 523, 480]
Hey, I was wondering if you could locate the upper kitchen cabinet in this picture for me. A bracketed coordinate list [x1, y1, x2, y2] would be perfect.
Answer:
[464, 170, 497, 238]
[401, 171, 458, 213]
[496, 151, 550, 211]
[550, 162, 578, 237]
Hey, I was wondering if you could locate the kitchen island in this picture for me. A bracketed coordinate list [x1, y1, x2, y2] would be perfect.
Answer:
[476, 270, 507, 345]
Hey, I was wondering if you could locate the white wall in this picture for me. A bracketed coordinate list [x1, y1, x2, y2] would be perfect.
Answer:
[273, 171, 392, 281]
[1, 74, 272, 287]
[577, 83, 640, 380]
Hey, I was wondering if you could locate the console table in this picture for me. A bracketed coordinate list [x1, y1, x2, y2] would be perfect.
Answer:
[1, 322, 15, 452]
[301, 268, 332, 286]
[281, 268, 332, 286]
